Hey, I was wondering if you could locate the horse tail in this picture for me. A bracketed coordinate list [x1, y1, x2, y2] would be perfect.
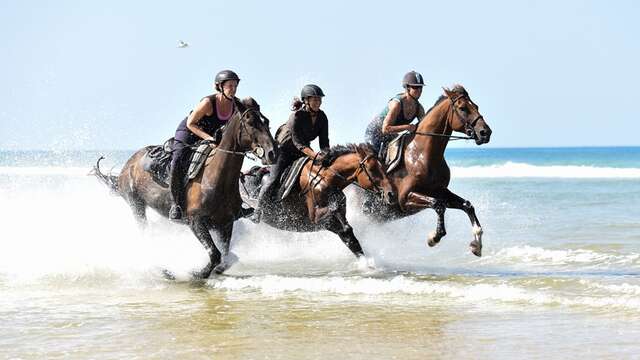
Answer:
[90, 156, 119, 193]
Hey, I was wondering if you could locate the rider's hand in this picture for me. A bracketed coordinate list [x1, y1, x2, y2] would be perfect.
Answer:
[316, 150, 332, 167]
[407, 124, 417, 133]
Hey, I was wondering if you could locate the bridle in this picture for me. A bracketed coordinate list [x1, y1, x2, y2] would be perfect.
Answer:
[199, 107, 270, 161]
[448, 94, 484, 139]
[413, 93, 483, 141]
[303, 153, 383, 198]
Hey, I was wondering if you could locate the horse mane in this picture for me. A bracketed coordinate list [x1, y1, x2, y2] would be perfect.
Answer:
[323, 143, 375, 164]
[423, 84, 469, 118]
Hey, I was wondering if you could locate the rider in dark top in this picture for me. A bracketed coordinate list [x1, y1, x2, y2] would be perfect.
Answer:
[168, 70, 244, 220]
[365, 71, 426, 156]
[251, 84, 331, 223]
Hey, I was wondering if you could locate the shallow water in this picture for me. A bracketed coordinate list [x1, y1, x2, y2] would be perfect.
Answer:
[1, 148, 639, 359]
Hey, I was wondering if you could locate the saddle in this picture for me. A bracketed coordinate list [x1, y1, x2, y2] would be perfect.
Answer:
[384, 132, 410, 174]
[278, 157, 310, 200]
[240, 157, 310, 201]
[141, 138, 213, 187]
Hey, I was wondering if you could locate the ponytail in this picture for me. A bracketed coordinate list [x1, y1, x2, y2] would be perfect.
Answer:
[290, 97, 304, 111]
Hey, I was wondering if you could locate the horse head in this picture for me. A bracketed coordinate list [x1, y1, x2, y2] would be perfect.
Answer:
[443, 85, 492, 145]
[231, 97, 278, 164]
[325, 144, 396, 205]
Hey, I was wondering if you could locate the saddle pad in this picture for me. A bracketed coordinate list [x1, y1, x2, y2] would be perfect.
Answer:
[187, 143, 213, 180]
[280, 157, 310, 200]
[385, 132, 408, 174]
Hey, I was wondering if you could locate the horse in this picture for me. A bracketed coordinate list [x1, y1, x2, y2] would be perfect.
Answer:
[93, 97, 278, 278]
[240, 143, 396, 258]
[357, 85, 492, 256]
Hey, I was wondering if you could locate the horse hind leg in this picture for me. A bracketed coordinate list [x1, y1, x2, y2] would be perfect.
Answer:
[440, 189, 483, 257]
[405, 191, 447, 249]
[427, 202, 447, 248]
[126, 193, 147, 227]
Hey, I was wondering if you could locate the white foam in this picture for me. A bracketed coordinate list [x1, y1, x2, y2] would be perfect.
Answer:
[209, 274, 640, 311]
[451, 162, 640, 178]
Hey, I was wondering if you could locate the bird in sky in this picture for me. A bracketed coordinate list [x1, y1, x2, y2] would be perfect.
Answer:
[177, 40, 189, 48]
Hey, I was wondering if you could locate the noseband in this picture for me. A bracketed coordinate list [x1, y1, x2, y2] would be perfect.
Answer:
[449, 94, 483, 139]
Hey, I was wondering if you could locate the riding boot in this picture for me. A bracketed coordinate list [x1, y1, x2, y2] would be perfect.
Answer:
[168, 163, 187, 220]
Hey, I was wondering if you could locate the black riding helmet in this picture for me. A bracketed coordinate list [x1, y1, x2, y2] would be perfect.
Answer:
[301, 84, 325, 99]
[402, 71, 425, 88]
[215, 70, 241, 91]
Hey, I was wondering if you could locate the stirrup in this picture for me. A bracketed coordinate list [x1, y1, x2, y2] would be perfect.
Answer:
[169, 204, 183, 220]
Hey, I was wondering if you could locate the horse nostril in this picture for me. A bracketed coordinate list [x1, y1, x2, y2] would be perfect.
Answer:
[479, 129, 486, 137]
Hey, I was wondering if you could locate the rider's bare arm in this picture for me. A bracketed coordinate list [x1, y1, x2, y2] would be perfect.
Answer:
[186, 98, 215, 141]
[382, 100, 417, 134]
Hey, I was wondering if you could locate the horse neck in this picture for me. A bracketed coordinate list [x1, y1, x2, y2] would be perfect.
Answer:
[413, 100, 452, 157]
[329, 153, 361, 189]
[203, 115, 245, 187]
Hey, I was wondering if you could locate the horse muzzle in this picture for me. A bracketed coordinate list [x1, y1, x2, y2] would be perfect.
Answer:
[253, 145, 277, 165]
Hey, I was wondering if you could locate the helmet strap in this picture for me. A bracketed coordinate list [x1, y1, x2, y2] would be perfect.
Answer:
[220, 82, 233, 101]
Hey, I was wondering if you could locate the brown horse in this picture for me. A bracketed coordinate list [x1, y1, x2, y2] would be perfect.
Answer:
[358, 85, 492, 256]
[240, 143, 395, 258]
[93, 98, 278, 278]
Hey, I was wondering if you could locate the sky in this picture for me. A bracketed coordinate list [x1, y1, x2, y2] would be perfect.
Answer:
[0, 0, 638, 150]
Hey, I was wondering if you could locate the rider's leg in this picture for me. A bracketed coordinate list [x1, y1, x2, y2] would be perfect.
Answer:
[252, 152, 292, 222]
[168, 142, 190, 220]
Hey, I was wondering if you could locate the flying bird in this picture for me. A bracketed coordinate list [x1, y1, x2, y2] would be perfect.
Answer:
[177, 40, 189, 48]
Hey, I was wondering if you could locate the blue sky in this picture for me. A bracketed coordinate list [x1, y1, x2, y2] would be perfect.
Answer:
[0, 0, 638, 150]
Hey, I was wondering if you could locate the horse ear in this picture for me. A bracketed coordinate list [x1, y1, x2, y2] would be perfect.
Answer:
[442, 87, 454, 99]
[241, 97, 260, 111]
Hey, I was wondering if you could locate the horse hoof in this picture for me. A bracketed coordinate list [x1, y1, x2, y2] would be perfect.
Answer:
[213, 263, 229, 275]
[427, 231, 439, 247]
[470, 241, 482, 257]
[161, 269, 176, 280]
[191, 268, 212, 280]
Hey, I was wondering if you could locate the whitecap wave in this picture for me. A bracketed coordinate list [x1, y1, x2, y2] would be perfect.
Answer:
[481, 245, 640, 269]
[451, 162, 640, 178]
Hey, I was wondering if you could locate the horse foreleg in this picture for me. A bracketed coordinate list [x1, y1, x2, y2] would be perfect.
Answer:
[307, 190, 343, 225]
[439, 189, 483, 257]
[212, 222, 234, 274]
[189, 217, 221, 279]
[326, 211, 364, 258]
[405, 191, 448, 248]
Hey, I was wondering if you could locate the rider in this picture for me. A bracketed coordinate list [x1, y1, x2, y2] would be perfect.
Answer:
[168, 69, 243, 220]
[252, 84, 332, 223]
[365, 71, 426, 156]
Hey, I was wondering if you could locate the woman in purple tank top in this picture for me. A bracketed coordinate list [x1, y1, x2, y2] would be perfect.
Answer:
[168, 70, 243, 220]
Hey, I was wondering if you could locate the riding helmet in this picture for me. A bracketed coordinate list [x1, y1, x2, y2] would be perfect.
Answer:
[300, 84, 325, 99]
[215, 70, 241, 90]
[402, 71, 425, 88]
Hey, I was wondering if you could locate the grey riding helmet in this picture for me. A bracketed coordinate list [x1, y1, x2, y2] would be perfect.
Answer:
[402, 71, 425, 88]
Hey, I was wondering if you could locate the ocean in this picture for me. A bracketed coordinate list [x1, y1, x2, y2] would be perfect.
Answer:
[1, 146, 639, 359]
